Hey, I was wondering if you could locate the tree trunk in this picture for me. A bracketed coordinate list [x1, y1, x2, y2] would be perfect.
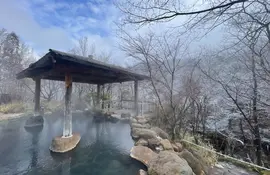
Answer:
[251, 51, 262, 166]
[171, 124, 177, 141]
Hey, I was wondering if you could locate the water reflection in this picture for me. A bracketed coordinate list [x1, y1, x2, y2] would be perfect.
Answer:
[0, 113, 145, 175]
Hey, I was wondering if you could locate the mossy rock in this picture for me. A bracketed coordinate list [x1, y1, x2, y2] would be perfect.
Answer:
[24, 115, 44, 128]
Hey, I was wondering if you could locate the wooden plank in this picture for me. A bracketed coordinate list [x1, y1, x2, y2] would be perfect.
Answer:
[34, 78, 41, 116]
[63, 73, 73, 137]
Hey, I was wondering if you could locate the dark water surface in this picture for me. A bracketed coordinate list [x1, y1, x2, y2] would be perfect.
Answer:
[0, 112, 145, 175]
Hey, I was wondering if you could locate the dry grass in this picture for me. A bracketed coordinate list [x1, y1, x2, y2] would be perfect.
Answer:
[0, 102, 25, 114]
[182, 133, 218, 166]
[41, 100, 63, 112]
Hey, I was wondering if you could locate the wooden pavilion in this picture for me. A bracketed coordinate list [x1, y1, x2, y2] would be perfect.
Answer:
[16, 49, 149, 152]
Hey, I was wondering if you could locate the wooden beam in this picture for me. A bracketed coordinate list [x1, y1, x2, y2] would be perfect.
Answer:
[134, 80, 139, 116]
[34, 78, 41, 116]
[42, 71, 126, 84]
[42, 76, 111, 85]
[63, 73, 73, 137]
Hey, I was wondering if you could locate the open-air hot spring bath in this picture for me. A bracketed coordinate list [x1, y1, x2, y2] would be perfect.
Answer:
[0, 112, 146, 175]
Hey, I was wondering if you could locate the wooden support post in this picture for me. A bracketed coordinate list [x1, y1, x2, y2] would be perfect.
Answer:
[63, 73, 72, 137]
[34, 78, 41, 116]
[101, 85, 104, 109]
[97, 84, 101, 109]
[120, 83, 123, 110]
[134, 80, 139, 116]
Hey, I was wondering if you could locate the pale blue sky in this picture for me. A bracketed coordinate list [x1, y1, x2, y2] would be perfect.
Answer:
[0, 0, 224, 65]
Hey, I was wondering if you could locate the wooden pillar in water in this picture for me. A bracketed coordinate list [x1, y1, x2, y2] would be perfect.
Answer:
[34, 78, 41, 116]
[120, 83, 123, 109]
[63, 73, 72, 137]
[97, 84, 101, 109]
[134, 80, 139, 116]
[101, 85, 104, 109]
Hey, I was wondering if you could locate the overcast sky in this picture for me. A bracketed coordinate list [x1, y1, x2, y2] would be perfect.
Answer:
[0, 0, 224, 66]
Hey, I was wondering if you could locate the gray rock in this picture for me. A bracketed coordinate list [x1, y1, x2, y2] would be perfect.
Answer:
[135, 115, 145, 120]
[148, 138, 161, 150]
[131, 128, 158, 140]
[179, 149, 205, 175]
[131, 122, 150, 129]
[135, 139, 149, 146]
[137, 118, 149, 124]
[121, 112, 131, 118]
[130, 146, 157, 167]
[172, 142, 183, 152]
[25, 115, 44, 128]
[119, 118, 130, 123]
[130, 118, 138, 123]
[148, 151, 194, 175]
[160, 139, 173, 150]
[151, 127, 169, 139]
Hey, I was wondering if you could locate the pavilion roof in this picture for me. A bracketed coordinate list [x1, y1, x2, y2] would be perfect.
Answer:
[16, 49, 149, 84]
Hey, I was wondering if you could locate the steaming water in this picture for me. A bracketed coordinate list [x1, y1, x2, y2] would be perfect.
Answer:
[0, 112, 145, 175]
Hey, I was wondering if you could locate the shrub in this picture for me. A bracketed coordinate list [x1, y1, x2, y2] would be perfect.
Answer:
[0, 102, 25, 114]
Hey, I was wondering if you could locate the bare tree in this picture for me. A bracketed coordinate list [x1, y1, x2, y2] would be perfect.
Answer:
[117, 0, 247, 24]
[41, 80, 61, 102]
[70, 36, 112, 108]
[117, 0, 269, 46]
[121, 31, 209, 139]
[70, 37, 94, 101]
[199, 41, 266, 165]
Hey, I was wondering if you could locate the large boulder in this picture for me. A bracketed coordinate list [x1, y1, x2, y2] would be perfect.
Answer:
[148, 138, 161, 150]
[135, 139, 149, 146]
[148, 151, 194, 175]
[172, 142, 183, 152]
[160, 139, 173, 150]
[179, 149, 206, 175]
[25, 115, 44, 128]
[130, 118, 138, 123]
[137, 118, 149, 124]
[121, 112, 131, 119]
[188, 149, 210, 172]
[130, 146, 157, 167]
[135, 115, 145, 120]
[131, 128, 158, 140]
[108, 114, 121, 123]
[50, 133, 81, 153]
[131, 122, 150, 129]
[151, 127, 169, 139]
[93, 113, 106, 123]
